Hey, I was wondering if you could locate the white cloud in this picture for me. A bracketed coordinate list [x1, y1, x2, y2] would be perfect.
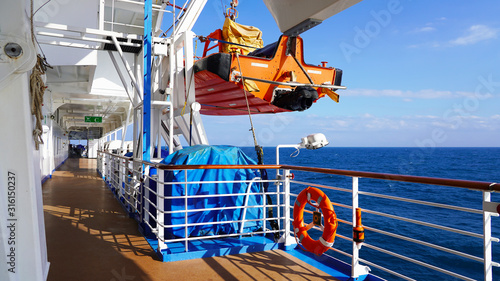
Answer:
[456, 91, 493, 99]
[413, 26, 436, 33]
[409, 24, 498, 48]
[334, 120, 349, 127]
[408, 41, 442, 48]
[345, 88, 497, 99]
[345, 89, 462, 99]
[206, 112, 500, 147]
[450, 25, 499, 46]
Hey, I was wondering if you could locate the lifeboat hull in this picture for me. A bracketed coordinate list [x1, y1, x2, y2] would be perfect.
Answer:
[193, 35, 343, 116]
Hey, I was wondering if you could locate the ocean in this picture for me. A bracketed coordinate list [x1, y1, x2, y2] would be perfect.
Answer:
[240, 147, 500, 280]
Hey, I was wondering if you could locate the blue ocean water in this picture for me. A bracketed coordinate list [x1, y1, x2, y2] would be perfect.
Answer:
[240, 147, 500, 280]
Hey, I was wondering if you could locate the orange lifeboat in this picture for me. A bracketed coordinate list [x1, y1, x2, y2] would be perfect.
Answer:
[194, 19, 344, 116]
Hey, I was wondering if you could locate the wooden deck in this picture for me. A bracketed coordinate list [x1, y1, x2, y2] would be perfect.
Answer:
[42, 158, 338, 281]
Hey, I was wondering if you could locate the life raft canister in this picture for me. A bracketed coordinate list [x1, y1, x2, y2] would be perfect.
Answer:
[293, 186, 338, 256]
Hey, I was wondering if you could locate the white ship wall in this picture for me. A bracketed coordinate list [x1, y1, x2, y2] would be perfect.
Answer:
[87, 139, 99, 158]
[40, 119, 68, 182]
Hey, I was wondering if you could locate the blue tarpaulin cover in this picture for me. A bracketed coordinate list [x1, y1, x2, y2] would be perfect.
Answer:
[158, 145, 263, 238]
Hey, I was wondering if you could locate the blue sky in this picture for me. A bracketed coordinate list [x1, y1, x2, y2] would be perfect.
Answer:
[187, 0, 500, 147]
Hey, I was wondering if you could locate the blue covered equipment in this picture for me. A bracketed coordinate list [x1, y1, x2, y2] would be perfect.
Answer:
[158, 145, 263, 238]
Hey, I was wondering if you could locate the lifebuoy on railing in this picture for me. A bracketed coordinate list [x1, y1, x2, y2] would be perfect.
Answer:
[293, 186, 338, 256]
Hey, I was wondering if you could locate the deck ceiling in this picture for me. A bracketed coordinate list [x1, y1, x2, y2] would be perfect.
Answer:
[35, 0, 169, 138]
[46, 65, 96, 96]
[56, 101, 130, 139]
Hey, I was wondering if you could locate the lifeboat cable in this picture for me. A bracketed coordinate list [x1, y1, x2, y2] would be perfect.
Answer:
[235, 51, 280, 241]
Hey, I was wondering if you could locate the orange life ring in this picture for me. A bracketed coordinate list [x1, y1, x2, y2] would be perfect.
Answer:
[293, 186, 338, 256]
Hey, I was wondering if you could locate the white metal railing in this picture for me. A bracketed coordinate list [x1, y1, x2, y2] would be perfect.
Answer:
[97, 151, 286, 252]
[97, 151, 499, 281]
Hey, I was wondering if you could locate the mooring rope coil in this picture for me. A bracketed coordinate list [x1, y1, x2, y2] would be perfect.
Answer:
[30, 55, 48, 150]
[30, 0, 49, 150]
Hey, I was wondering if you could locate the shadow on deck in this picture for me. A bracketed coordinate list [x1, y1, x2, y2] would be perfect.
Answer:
[42, 158, 339, 281]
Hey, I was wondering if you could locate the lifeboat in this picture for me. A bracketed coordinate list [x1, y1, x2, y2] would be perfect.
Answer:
[194, 18, 345, 116]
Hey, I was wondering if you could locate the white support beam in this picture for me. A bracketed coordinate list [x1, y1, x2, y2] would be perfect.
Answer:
[37, 39, 101, 50]
[170, 31, 208, 145]
[37, 31, 141, 48]
[111, 36, 143, 100]
[173, 0, 208, 37]
[35, 22, 141, 40]
[184, 31, 196, 105]
[120, 103, 133, 152]
[154, 2, 167, 36]
[108, 51, 137, 106]
[99, 0, 105, 30]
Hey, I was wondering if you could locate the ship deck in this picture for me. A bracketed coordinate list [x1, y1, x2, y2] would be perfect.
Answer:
[42, 158, 341, 280]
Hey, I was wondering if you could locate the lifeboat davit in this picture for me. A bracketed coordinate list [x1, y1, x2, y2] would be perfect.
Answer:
[193, 18, 345, 116]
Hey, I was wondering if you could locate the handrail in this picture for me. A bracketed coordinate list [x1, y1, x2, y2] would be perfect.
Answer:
[97, 151, 498, 280]
[280, 165, 500, 192]
[99, 149, 499, 192]
[153, 163, 280, 170]
[98, 150, 133, 161]
[146, 158, 500, 192]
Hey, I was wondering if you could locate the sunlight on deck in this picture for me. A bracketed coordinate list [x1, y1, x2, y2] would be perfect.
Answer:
[43, 204, 151, 255]
[42, 158, 338, 281]
[79, 158, 96, 169]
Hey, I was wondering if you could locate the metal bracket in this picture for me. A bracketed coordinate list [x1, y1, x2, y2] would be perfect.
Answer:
[483, 201, 500, 216]
[352, 264, 371, 279]
[283, 18, 323, 37]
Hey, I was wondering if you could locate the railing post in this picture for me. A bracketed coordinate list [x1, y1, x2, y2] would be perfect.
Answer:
[112, 156, 116, 190]
[157, 168, 167, 251]
[101, 153, 105, 177]
[129, 159, 136, 212]
[483, 191, 493, 281]
[99, 152, 102, 174]
[102, 153, 106, 180]
[102, 153, 105, 178]
[351, 176, 370, 278]
[97, 152, 100, 174]
[277, 173, 281, 231]
[184, 169, 189, 252]
[263, 177, 267, 233]
[108, 155, 112, 185]
[124, 158, 129, 211]
[352, 176, 360, 278]
[279, 168, 296, 248]
[144, 166, 150, 230]
[109, 155, 112, 186]
[105, 154, 109, 184]
[120, 158, 125, 200]
[113, 156, 118, 191]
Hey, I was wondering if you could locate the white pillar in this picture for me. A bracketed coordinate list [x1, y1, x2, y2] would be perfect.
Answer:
[0, 1, 50, 280]
[0, 65, 50, 281]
